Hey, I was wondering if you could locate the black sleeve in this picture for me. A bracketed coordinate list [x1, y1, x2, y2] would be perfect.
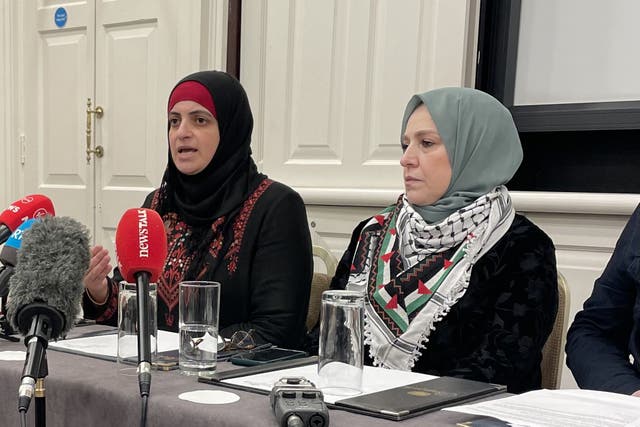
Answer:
[219, 188, 313, 350]
[141, 191, 155, 209]
[330, 218, 370, 290]
[566, 204, 640, 395]
[81, 275, 119, 326]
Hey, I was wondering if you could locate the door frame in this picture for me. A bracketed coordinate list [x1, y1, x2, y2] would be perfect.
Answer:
[1, 0, 21, 207]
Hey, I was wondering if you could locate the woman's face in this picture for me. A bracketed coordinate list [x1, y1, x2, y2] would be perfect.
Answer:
[168, 100, 220, 175]
[400, 104, 452, 206]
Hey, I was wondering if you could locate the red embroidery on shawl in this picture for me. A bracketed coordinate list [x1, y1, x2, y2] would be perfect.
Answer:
[385, 294, 398, 309]
[153, 179, 273, 315]
[366, 199, 405, 335]
[381, 251, 394, 263]
[165, 313, 175, 328]
[208, 217, 226, 259]
[224, 179, 273, 274]
[157, 213, 192, 315]
[418, 280, 432, 295]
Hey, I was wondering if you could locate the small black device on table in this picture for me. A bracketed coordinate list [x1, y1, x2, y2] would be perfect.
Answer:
[270, 376, 329, 427]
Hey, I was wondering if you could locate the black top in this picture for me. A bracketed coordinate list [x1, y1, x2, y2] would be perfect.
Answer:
[83, 179, 313, 350]
[325, 213, 558, 394]
[566, 203, 640, 395]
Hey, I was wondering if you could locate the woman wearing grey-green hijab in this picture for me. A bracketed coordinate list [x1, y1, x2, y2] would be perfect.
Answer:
[331, 87, 558, 393]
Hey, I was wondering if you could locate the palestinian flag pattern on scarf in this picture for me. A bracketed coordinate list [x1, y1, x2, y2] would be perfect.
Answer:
[346, 186, 515, 371]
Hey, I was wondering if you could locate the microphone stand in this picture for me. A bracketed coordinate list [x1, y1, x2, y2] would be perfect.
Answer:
[136, 272, 152, 427]
[35, 353, 48, 427]
[17, 306, 62, 427]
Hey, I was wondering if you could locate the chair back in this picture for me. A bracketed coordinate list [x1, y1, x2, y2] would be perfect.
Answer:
[305, 245, 338, 332]
[540, 272, 570, 389]
[312, 244, 337, 276]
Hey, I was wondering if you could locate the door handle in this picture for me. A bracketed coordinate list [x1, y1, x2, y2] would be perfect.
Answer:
[86, 98, 104, 164]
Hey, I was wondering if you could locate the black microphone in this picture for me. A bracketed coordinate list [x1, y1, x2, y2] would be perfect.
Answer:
[6, 216, 90, 414]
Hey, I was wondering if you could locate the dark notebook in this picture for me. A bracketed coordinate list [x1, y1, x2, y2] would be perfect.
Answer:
[333, 376, 507, 421]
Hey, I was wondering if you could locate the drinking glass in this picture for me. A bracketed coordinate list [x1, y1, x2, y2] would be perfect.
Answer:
[317, 289, 364, 396]
[179, 281, 220, 375]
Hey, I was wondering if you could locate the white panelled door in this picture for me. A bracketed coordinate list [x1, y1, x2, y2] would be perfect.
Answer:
[19, 0, 206, 255]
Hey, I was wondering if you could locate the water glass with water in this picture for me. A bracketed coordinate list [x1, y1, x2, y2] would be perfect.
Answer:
[179, 281, 220, 375]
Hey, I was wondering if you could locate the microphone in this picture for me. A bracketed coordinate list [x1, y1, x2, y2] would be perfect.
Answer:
[5, 216, 90, 413]
[0, 219, 39, 339]
[0, 219, 38, 298]
[0, 195, 55, 244]
[115, 208, 167, 400]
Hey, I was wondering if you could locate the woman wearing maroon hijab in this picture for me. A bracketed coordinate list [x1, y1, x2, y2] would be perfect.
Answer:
[83, 71, 313, 349]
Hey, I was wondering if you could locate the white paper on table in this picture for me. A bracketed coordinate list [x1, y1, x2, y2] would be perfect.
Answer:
[444, 388, 640, 427]
[0, 351, 27, 361]
[223, 364, 436, 404]
[48, 330, 179, 359]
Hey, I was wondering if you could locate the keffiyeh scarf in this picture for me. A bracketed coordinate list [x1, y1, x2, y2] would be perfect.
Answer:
[346, 186, 515, 370]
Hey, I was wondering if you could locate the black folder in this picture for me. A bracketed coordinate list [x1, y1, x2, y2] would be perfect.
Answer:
[332, 376, 507, 421]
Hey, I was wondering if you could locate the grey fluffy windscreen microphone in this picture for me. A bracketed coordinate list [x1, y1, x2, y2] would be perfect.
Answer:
[6, 216, 90, 337]
[5, 216, 90, 414]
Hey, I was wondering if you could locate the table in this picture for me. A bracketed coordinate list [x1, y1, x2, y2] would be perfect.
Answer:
[0, 328, 492, 427]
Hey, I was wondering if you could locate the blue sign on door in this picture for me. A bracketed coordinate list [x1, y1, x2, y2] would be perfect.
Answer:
[54, 7, 67, 28]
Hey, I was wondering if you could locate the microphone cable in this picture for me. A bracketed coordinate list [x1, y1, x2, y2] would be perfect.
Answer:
[140, 394, 149, 427]
[20, 411, 27, 427]
[138, 358, 151, 427]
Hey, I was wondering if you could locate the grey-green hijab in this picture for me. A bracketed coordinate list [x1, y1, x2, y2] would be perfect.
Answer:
[401, 87, 523, 224]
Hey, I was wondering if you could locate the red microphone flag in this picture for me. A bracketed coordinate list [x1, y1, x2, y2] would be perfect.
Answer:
[0, 194, 55, 230]
[115, 208, 167, 283]
[0, 194, 55, 244]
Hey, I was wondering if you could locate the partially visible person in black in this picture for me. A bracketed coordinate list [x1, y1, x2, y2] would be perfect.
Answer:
[566, 203, 640, 396]
[82, 71, 313, 349]
[311, 88, 558, 393]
